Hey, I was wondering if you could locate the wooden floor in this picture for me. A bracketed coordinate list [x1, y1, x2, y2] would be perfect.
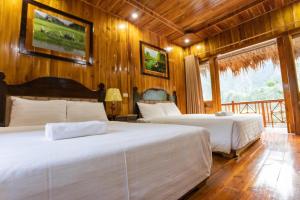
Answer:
[188, 128, 300, 200]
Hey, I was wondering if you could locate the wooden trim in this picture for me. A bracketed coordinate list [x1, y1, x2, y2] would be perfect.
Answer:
[217, 39, 277, 60]
[19, 0, 94, 65]
[0, 72, 106, 127]
[277, 35, 300, 134]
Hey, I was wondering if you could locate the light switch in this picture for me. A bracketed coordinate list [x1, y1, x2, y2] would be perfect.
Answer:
[123, 93, 129, 98]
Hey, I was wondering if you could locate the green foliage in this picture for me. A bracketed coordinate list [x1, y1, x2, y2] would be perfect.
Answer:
[33, 18, 85, 54]
[220, 61, 284, 103]
[144, 50, 166, 73]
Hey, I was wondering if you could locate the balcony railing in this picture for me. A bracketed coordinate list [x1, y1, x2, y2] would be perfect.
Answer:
[221, 99, 286, 127]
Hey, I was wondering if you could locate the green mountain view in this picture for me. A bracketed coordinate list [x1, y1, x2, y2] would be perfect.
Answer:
[219, 60, 284, 104]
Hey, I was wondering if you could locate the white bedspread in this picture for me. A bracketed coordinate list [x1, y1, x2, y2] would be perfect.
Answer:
[0, 122, 212, 200]
[139, 114, 264, 154]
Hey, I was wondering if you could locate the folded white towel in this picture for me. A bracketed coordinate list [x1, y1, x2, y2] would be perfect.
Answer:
[45, 121, 107, 140]
[215, 111, 234, 116]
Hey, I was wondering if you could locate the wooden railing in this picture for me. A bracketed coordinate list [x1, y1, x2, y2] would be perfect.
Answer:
[221, 99, 286, 127]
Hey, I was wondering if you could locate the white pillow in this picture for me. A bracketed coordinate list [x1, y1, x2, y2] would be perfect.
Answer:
[137, 102, 166, 119]
[158, 102, 181, 116]
[9, 97, 67, 127]
[66, 101, 108, 122]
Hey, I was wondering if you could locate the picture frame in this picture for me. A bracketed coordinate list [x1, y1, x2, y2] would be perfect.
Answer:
[140, 41, 169, 79]
[19, 0, 94, 65]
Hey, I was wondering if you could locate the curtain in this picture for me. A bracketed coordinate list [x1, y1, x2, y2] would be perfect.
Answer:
[185, 55, 205, 114]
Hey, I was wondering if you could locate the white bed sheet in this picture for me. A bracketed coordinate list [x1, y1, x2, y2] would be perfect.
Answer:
[0, 122, 212, 200]
[139, 114, 264, 154]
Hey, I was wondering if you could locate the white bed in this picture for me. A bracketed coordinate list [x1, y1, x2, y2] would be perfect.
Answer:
[133, 87, 264, 155]
[0, 75, 212, 200]
[138, 113, 263, 154]
[0, 122, 212, 200]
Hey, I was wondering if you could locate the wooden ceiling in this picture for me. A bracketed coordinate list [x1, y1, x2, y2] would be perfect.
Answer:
[82, 0, 296, 47]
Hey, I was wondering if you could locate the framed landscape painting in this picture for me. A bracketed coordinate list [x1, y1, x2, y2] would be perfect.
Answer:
[140, 41, 169, 79]
[19, 0, 93, 65]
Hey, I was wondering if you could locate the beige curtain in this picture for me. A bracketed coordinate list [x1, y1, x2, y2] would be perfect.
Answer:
[185, 55, 205, 114]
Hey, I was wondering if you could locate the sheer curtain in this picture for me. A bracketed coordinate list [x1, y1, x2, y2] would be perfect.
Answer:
[185, 55, 205, 114]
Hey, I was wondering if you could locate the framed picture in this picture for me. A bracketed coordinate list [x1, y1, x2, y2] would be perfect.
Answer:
[19, 0, 93, 65]
[140, 41, 169, 79]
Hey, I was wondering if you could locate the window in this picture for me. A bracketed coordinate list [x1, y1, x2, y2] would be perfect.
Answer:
[199, 61, 212, 101]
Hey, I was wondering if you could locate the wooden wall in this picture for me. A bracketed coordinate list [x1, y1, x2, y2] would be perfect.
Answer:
[186, 1, 300, 59]
[0, 0, 186, 114]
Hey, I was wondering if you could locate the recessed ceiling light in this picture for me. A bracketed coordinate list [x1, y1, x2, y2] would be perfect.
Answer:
[165, 46, 173, 52]
[131, 12, 138, 19]
[118, 23, 126, 29]
[184, 39, 190, 44]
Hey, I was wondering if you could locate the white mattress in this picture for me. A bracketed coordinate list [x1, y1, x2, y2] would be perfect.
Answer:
[0, 122, 212, 200]
[139, 114, 264, 154]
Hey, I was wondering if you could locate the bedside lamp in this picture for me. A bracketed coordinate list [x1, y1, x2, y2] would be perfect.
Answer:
[105, 88, 122, 119]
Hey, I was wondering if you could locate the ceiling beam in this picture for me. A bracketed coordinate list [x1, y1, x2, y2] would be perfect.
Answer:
[124, 0, 185, 35]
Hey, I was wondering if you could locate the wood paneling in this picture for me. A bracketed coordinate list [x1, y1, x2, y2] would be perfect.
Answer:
[187, 1, 300, 58]
[82, 0, 295, 46]
[0, 0, 186, 115]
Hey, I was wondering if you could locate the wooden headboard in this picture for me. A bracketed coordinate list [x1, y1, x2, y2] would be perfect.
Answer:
[133, 86, 177, 116]
[0, 72, 106, 127]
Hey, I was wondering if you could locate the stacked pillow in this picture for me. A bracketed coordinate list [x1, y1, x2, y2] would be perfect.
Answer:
[137, 102, 181, 119]
[8, 97, 108, 127]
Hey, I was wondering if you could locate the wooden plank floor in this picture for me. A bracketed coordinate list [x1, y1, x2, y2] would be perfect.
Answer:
[188, 128, 300, 200]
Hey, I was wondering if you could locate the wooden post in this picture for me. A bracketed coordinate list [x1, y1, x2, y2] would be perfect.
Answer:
[209, 57, 222, 112]
[277, 35, 300, 134]
[0, 72, 7, 127]
[231, 101, 235, 113]
[261, 102, 267, 127]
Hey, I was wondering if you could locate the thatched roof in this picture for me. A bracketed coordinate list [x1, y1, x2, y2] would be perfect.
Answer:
[218, 38, 300, 75]
[218, 44, 279, 75]
[294, 37, 300, 57]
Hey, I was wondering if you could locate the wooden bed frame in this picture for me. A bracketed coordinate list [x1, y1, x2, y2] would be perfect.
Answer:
[133, 86, 261, 158]
[0, 72, 106, 127]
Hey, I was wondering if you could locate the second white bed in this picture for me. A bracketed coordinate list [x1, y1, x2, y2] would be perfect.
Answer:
[139, 114, 264, 154]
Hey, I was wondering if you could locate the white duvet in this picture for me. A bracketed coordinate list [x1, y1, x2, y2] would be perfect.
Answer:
[139, 114, 264, 154]
[0, 122, 212, 200]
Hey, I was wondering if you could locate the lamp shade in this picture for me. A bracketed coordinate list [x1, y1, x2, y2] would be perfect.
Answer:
[105, 88, 122, 102]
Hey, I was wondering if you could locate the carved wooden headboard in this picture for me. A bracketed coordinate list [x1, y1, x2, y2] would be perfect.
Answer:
[0, 72, 106, 127]
[133, 86, 177, 116]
